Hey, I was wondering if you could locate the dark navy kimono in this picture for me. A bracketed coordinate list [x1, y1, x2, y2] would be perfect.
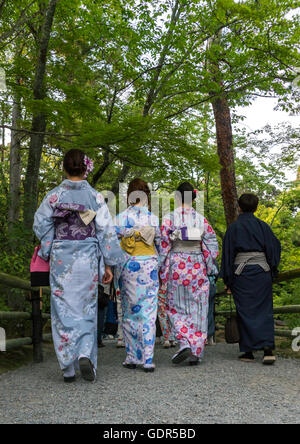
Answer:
[220, 212, 281, 352]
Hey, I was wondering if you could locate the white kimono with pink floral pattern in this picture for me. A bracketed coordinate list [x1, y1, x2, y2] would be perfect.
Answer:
[160, 207, 219, 358]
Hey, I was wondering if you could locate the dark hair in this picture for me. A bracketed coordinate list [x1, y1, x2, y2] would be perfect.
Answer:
[63, 149, 87, 177]
[176, 182, 196, 204]
[238, 193, 259, 213]
[127, 178, 151, 206]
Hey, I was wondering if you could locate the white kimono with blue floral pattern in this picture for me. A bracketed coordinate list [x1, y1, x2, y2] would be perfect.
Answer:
[114, 206, 161, 367]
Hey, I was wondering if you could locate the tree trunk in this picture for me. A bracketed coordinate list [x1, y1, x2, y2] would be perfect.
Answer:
[143, 0, 181, 117]
[0, 129, 3, 162]
[111, 163, 131, 195]
[23, 0, 58, 232]
[0, 105, 8, 195]
[211, 95, 239, 226]
[92, 150, 112, 187]
[8, 83, 22, 229]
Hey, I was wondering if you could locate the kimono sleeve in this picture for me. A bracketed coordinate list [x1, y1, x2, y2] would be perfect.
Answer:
[159, 215, 173, 282]
[202, 218, 219, 276]
[263, 223, 281, 280]
[114, 211, 132, 239]
[95, 194, 124, 266]
[151, 213, 161, 259]
[33, 191, 56, 260]
[220, 225, 235, 288]
[154, 223, 161, 256]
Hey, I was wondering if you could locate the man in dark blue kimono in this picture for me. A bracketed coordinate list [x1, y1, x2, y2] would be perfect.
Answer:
[220, 194, 281, 365]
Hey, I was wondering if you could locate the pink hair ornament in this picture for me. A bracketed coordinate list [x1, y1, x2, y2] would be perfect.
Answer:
[83, 155, 94, 178]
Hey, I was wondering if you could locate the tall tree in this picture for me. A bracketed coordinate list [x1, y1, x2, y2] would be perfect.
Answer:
[8, 78, 22, 229]
[23, 0, 59, 232]
[211, 91, 239, 224]
[1, 0, 298, 230]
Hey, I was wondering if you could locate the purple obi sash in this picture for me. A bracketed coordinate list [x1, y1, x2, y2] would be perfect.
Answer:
[52, 203, 96, 241]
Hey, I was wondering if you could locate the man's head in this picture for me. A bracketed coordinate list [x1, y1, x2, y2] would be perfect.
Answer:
[238, 193, 259, 213]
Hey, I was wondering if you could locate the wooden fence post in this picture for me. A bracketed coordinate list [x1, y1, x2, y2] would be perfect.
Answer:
[31, 289, 43, 363]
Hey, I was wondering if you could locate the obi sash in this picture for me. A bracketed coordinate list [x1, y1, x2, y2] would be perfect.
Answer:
[171, 240, 202, 254]
[52, 203, 96, 241]
[234, 252, 270, 275]
[120, 226, 156, 256]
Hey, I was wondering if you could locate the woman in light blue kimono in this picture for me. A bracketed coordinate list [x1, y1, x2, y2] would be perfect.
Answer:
[33, 149, 124, 382]
[115, 179, 161, 373]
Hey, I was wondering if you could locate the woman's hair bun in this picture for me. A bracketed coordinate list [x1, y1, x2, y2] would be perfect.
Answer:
[127, 178, 151, 206]
[176, 181, 196, 203]
[63, 149, 87, 177]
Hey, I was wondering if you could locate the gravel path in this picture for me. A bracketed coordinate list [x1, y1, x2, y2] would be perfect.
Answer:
[0, 341, 299, 424]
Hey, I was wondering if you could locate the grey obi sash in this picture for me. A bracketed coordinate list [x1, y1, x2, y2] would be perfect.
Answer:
[234, 252, 270, 275]
[171, 240, 202, 254]
[170, 226, 203, 253]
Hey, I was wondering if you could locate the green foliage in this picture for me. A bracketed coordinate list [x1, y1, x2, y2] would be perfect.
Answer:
[0, 297, 9, 312]
[0, 0, 299, 325]
[273, 280, 300, 329]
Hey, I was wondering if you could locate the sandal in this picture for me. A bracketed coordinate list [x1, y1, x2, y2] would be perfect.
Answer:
[64, 375, 76, 383]
[239, 352, 255, 362]
[79, 357, 96, 382]
[263, 349, 276, 365]
[143, 367, 155, 373]
[172, 347, 191, 364]
[122, 362, 137, 370]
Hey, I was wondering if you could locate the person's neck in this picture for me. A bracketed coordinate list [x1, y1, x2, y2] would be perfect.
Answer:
[240, 210, 255, 215]
[66, 176, 85, 182]
[131, 203, 146, 208]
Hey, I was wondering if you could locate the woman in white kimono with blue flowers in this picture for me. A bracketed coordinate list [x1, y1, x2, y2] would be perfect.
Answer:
[115, 179, 161, 373]
[33, 149, 124, 382]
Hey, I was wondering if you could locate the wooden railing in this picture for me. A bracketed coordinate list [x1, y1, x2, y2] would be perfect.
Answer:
[215, 268, 300, 338]
[0, 272, 51, 362]
[0, 268, 299, 362]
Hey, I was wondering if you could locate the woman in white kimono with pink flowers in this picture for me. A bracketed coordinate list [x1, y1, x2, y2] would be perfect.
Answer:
[33, 149, 124, 382]
[160, 182, 219, 365]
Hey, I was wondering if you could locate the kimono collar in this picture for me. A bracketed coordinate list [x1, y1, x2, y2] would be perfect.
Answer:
[61, 179, 88, 190]
[129, 205, 149, 213]
[238, 212, 255, 219]
[180, 206, 193, 212]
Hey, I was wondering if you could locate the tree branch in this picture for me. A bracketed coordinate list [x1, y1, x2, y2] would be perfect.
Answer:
[143, 0, 182, 116]
[165, 94, 218, 119]
[0, 0, 6, 18]
[92, 151, 112, 186]
[1, 124, 79, 141]
[0, 0, 38, 44]
[270, 203, 285, 227]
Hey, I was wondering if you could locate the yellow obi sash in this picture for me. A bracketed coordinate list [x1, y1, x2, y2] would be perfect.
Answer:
[120, 227, 156, 256]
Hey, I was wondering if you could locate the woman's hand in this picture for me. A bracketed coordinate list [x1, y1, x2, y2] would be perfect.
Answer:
[102, 265, 113, 284]
[159, 275, 163, 288]
[224, 285, 232, 295]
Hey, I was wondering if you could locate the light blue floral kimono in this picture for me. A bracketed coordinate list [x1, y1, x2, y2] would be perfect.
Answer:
[114, 206, 161, 368]
[33, 179, 124, 372]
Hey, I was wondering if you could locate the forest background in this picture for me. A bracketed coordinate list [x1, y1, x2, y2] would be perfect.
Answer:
[0, 0, 299, 336]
